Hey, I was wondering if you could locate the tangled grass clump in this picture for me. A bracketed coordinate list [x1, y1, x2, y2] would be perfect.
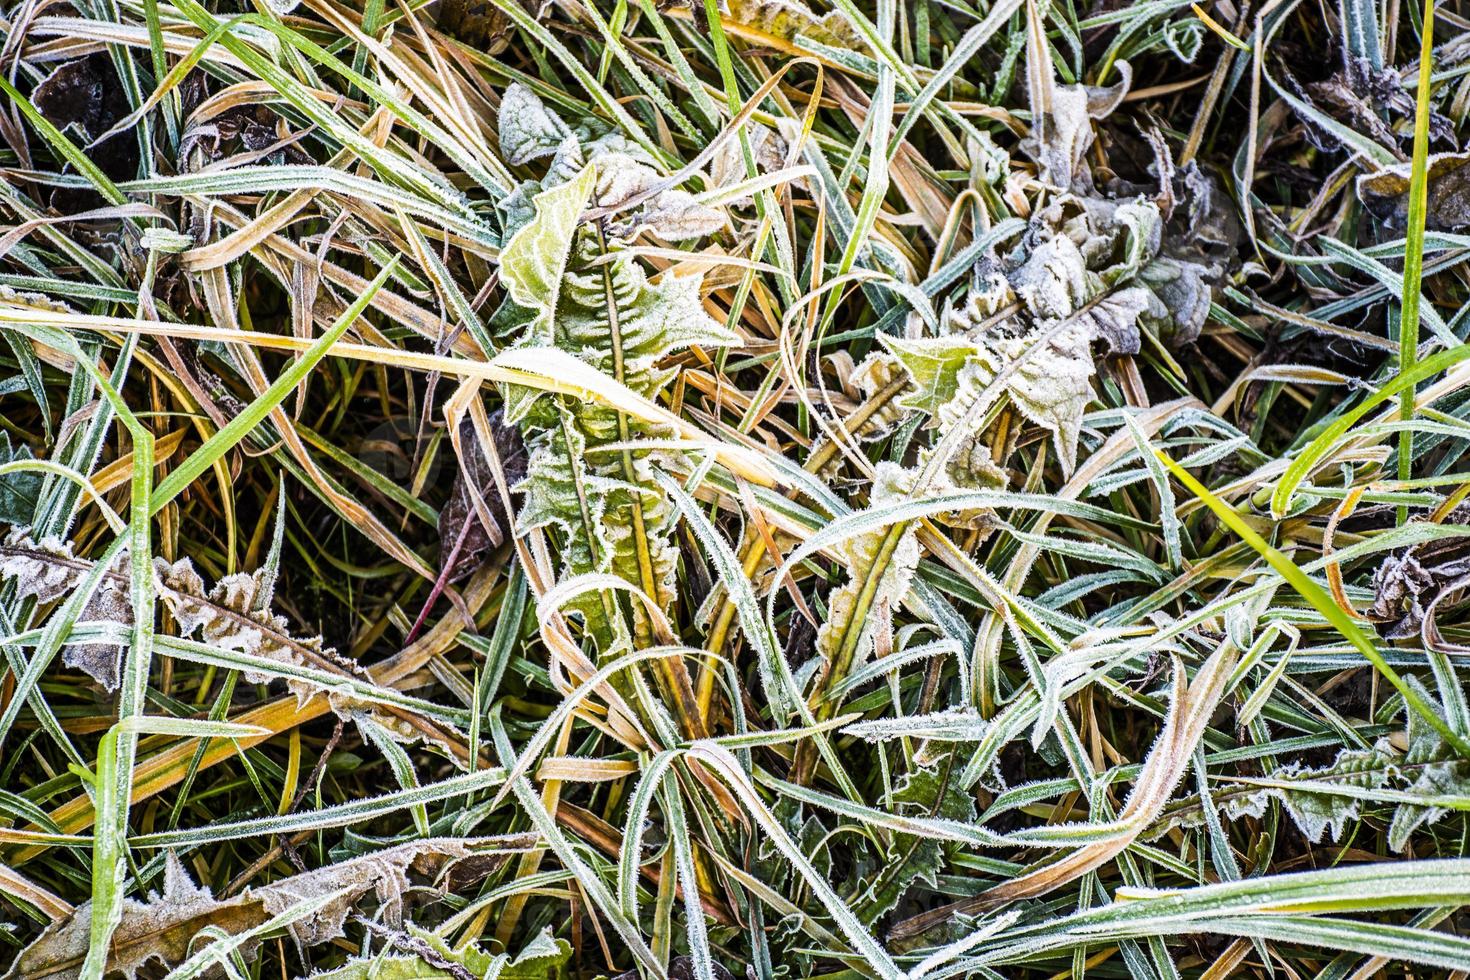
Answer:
[4, 0, 1470, 976]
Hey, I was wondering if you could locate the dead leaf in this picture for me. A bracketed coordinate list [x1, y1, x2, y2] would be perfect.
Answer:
[0, 527, 459, 749]
[433, 0, 513, 51]
[1368, 506, 1470, 648]
[1357, 152, 1470, 232]
[1023, 62, 1133, 192]
[154, 554, 371, 697]
[30, 57, 138, 192]
[5, 839, 523, 980]
[439, 410, 526, 584]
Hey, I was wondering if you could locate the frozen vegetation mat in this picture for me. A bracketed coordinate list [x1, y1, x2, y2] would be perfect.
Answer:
[3, 0, 1470, 976]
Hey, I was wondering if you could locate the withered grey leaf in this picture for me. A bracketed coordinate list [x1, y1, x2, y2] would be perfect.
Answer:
[708, 122, 789, 201]
[65, 557, 131, 691]
[1218, 741, 1397, 844]
[32, 58, 109, 142]
[1078, 285, 1156, 355]
[994, 322, 1096, 474]
[1297, 71, 1403, 155]
[635, 189, 727, 241]
[1137, 161, 1236, 348]
[1009, 235, 1093, 320]
[668, 953, 737, 980]
[155, 552, 467, 755]
[153, 555, 357, 694]
[0, 528, 132, 690]
[6, 853, 264, 980]
[1024, 62, 1132, 191]
[1139, 254, 1214, 347]
[0, 527, 80, 605]
[594, 152, 664, 211]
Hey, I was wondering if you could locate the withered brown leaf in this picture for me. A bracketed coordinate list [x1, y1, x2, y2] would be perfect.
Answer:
[6, 839, 530, 980]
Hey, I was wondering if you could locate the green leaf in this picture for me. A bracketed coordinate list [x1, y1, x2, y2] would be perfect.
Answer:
[499, 155, 734, 649]
[856, 756, 976, 924]
[498, 165, 594, 329]
[1221, 740, 1397, 843]
[1388, 678, 1470, 851]
[0, 434, 42, 525]
[880, 335, 983, 416]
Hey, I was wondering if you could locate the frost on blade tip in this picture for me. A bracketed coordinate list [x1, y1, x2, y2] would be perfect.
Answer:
[0, 284, 75, 316]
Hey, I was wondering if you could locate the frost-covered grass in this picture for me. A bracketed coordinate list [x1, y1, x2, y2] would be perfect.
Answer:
[2, 0, 1470, 976]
